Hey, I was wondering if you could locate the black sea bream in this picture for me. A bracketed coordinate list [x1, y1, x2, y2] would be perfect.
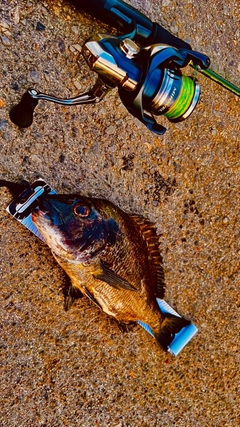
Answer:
[31, 193, 190, 350]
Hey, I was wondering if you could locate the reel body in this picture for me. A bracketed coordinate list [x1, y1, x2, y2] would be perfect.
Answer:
[10, 32, 209, 134]
[82, 35, 208, 134]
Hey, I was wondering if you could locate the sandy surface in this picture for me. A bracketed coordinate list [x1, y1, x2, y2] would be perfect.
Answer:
[0, 1, 239, 426]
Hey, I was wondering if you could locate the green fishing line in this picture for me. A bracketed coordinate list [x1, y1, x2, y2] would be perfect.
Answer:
[165, 75, 195, 120]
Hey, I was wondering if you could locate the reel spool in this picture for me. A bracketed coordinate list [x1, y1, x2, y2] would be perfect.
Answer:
[110, 39, 207, 134]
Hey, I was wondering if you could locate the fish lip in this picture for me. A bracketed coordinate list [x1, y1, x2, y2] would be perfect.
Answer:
[32, 199, 65, 225]
[31, 207, 51, 223]
[31, 207, 44, 222]
[31, 208, 74, 258]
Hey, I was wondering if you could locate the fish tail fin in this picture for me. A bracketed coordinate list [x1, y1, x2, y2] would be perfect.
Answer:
[154, 313, 191, 351]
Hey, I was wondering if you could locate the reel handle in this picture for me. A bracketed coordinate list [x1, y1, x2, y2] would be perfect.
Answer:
[9, 91, 38, 128]
[68, 0, 191, 50]
[9, 80, 112, 128]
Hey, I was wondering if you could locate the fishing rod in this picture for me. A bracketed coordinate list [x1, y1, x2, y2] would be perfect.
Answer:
[10, 0, 239, 135]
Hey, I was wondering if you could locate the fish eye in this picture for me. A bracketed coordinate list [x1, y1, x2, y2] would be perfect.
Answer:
[73, 203, 90, 218]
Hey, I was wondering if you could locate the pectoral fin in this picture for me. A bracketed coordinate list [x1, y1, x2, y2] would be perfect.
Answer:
[93, 260, 137, 291]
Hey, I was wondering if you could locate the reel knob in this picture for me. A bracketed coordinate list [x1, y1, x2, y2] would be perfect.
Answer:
[9, 90, 39, 128]
[120, 38, 140, 58]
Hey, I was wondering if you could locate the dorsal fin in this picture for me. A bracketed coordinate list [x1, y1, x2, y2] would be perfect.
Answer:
[130, 214, 165, 298]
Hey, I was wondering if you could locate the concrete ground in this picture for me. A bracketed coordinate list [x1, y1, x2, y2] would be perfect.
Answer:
[0, 1, 239, 426]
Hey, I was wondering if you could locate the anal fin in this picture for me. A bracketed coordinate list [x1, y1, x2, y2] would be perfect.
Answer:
[83, 286, 102, 310]
[112, 319, 136, 333]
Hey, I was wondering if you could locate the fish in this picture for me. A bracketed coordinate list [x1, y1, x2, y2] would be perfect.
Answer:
[30, 192, 190, 351]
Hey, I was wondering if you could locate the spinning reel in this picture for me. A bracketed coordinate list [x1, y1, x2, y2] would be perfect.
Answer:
[10, 0, 239, 135]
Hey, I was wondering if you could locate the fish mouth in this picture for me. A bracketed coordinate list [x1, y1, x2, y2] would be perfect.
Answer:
[31, 207, 48, 222]
[31, 199, 65, 226]
[31, 202, 84, 259]
[31, 206, 74, 258]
